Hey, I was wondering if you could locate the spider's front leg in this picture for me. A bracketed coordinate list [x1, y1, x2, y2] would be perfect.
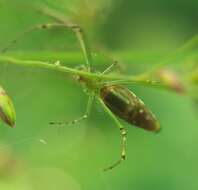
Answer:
[1, 22, 92, 71]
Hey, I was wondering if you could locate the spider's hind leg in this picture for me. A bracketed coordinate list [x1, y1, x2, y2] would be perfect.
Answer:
[99, 98, 127, 171]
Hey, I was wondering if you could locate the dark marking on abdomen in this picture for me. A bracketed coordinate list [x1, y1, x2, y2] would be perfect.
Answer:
[100, 85, 160, 133]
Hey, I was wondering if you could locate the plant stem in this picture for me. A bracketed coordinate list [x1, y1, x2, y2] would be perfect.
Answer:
[0, 55, 169, 90]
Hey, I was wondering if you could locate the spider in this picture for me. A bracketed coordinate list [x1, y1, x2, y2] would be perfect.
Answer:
[1, 8, 160, 171]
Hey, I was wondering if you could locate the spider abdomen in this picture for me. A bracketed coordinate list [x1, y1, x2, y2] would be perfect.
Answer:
[100, 85, 160, 132]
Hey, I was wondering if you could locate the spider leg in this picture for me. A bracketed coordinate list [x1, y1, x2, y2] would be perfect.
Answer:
[99, 98, 127, 171]
[50, 93, 94, 126]
[101, 61, 118, 75]
[1, 22, 92, 71]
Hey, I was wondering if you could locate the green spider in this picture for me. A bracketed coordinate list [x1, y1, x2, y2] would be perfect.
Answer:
[2, 10, 160, 171]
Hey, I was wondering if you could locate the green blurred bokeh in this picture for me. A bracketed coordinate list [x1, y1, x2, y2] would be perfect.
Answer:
[0, 0, 197, 189]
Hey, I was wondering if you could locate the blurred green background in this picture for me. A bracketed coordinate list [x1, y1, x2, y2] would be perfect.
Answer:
[0, 0, 198, 189]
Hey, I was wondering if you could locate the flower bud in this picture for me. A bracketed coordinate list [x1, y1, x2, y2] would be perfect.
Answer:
[157, 69, 185, 94]
[0, 86, 16, 127]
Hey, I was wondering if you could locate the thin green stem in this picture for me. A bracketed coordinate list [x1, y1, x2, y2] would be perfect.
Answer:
[141, 33, 198, 79]
[1, 22, 92, 71]
[0, 55, 170, 90]
[0, 55, 87, 76]
[12, 4, 198, 83]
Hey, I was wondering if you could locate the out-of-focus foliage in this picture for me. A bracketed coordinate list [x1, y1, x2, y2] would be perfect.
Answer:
[0, 0, 198, 190]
